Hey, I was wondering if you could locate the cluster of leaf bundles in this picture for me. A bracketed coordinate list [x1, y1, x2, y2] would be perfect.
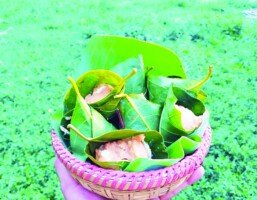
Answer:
[53, 35, 212, 172]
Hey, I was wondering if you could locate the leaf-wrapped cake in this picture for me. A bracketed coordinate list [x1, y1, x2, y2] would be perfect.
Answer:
[51, 35, 212, 199]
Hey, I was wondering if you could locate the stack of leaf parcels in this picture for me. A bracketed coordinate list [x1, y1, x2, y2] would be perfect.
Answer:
[54, 36, 211, 172]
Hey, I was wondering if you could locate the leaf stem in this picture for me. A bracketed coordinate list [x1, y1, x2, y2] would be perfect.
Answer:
[188, 66, 213, 91]
[114, 94, 151, 130]
[68, 124, 91, 142]
[123, 68, 137, 82]
[114, 68, 137, 93]
[146, 66, 154, 75]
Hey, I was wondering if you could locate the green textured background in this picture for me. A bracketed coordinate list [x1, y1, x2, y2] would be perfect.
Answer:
[0, 0, 256, 199]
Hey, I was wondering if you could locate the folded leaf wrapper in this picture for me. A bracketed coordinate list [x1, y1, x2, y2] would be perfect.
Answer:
[84, 130, 168, 171]
[83, 129, 203, 172]
[70, 99, 116, 160]
[160, 86, 208, 145]
[67, 77, 116, 160]
[125, 134, 202, 172]
[147, 66, 212, 105]
[107, 55, 146, 94]
[118, 94, 161, 131]
[64, 70, 129, 118]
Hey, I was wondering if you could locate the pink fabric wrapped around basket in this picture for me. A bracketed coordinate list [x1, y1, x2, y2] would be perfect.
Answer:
[52, 126, 212, 200]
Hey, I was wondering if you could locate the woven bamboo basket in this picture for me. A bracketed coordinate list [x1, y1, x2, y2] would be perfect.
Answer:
[52, 125, 211, 200]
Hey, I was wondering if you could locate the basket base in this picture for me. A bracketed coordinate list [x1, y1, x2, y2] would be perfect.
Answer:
[72, 173, 190, 200]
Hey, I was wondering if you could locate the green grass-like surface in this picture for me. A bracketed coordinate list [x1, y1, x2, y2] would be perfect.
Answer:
[0, 1, 257, 199]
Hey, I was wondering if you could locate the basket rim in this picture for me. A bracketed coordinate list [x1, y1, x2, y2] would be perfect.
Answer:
[52, 126, 211, 190]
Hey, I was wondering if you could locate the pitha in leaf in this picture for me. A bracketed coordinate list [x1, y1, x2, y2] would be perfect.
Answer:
[147, 66, 212, 105]
[67, 77, 116, 161]
[64, 69, 137, 118]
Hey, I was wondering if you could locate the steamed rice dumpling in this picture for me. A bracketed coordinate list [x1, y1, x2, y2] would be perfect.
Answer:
[85, 84, 114, 104]
[175, 105, 203, 132]
[95, 134, 152, 162]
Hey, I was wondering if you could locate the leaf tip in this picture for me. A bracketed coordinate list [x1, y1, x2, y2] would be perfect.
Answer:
[132, 68, 138, 74]
[123, 68, 138, 82]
